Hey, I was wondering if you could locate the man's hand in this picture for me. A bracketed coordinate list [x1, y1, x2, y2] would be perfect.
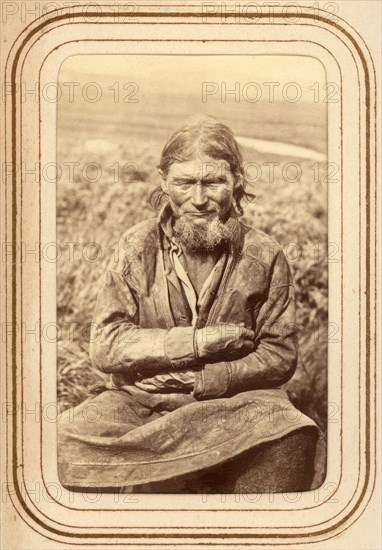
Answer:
[195, 323, 255, 363]
[134, 370, 196, 392]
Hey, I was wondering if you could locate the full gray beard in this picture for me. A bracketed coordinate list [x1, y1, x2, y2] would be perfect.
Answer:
[173, 215, 233, 253]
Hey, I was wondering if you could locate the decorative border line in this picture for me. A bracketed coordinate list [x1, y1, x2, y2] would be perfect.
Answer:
[37, 35, 341, 516]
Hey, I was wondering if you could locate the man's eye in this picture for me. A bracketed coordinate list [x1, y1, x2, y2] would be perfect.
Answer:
[205, 179, 225, 186]
[174, 181, 193, 186]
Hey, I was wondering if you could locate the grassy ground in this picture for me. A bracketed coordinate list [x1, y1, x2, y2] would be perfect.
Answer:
[57, 75, 328, 483]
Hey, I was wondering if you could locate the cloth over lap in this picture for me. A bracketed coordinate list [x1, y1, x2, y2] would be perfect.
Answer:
[58, 387, 316, 488]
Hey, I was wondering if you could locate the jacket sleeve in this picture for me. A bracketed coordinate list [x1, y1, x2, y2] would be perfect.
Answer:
[193, 250, 298, 399]
[89, 267, 196, 375]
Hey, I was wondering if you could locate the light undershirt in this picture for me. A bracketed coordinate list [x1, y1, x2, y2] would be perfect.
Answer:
[169, 240, 225, 326]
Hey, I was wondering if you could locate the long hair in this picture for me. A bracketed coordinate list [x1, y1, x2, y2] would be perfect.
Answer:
[150, 115, 255, 215]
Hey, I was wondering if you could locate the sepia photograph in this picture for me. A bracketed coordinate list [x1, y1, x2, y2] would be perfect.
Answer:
[56, 55, 328, 494]
[2, 2, 381, 547]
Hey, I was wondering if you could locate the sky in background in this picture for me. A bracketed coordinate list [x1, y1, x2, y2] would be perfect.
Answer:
[59, 55, 326, 102]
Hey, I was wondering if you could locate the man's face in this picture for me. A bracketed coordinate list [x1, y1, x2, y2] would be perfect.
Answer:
[161, 155, 238, 224]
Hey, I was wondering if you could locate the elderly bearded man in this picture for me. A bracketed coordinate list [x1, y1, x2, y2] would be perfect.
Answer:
[58, 115, 319, 493]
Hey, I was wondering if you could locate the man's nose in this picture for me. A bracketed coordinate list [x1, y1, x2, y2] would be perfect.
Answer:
[191, 183, 208, 208]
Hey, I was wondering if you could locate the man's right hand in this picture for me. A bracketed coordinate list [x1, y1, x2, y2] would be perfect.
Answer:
[195, 324, 255, 363]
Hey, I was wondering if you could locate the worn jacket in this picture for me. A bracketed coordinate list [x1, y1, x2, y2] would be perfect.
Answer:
[89, 205, 298, 400]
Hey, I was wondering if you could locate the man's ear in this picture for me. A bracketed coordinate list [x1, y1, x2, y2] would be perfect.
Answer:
[158, 169, 169, 194]
[233, 174, 244, 190]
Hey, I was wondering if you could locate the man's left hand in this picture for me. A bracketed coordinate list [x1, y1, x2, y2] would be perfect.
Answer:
[135, 370, 195, 392]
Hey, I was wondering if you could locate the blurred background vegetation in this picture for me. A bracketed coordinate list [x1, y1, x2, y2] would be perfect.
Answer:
[57, 55, 328, 484]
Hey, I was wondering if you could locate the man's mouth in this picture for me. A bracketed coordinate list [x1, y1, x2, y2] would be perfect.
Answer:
[186, 211, 216, 217]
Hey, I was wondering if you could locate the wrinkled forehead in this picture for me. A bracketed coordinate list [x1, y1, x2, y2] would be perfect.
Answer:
[167, 156, 232, 179]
